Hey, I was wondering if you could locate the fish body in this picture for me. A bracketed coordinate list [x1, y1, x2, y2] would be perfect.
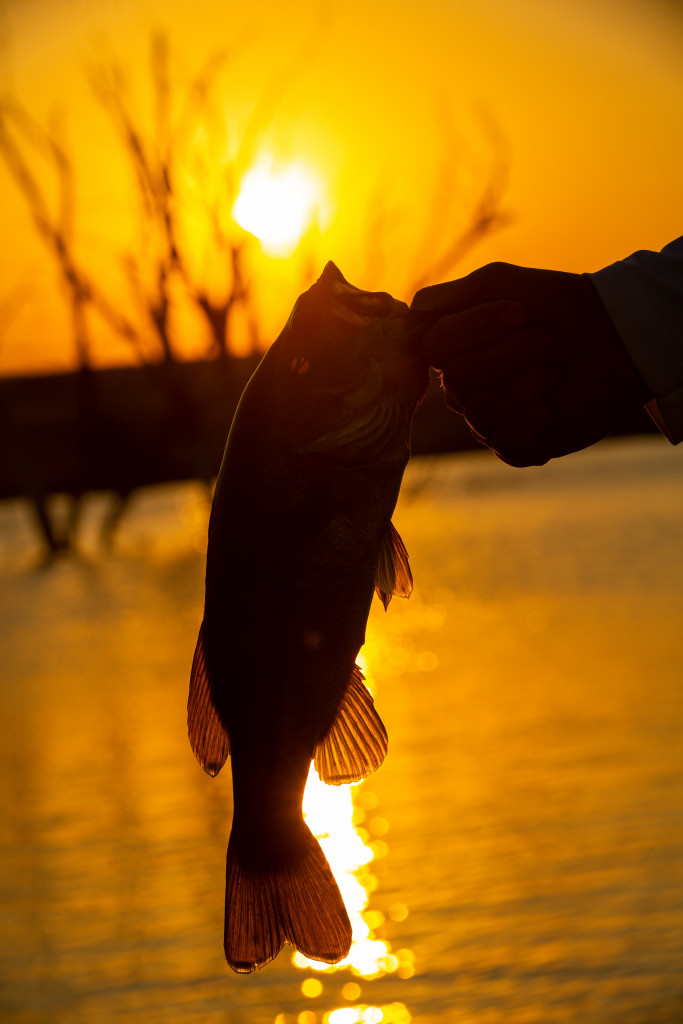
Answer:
[188, 262, 430, 972]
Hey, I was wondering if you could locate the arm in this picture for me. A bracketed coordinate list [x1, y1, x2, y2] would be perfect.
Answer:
[412, 239, 683, 466]
[589, 237, 683, 444]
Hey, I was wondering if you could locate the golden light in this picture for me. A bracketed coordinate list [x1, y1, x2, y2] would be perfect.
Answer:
[294, 760, 407, 979]
[291, 649, 414, 993]
[232, 157, 323, 256]
[325, 1004, 412, 1024]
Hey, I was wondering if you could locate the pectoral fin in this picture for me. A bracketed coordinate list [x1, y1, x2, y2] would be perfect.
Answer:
[188, 623, 231, 777]
[314, 665, 388, 785]
[374, 520, 413, 610]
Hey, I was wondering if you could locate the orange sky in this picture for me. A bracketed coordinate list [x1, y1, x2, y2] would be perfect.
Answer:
[1, 0, 682, 372]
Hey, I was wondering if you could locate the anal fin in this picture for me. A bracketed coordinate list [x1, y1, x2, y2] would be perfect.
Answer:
[314, 665, 388, 785]
[187, 622, 230, 777]
[374, 520, 413, 610]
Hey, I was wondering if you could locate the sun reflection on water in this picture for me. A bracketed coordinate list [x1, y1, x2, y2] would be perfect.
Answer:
[274, 1002, 412, 1024]
[282, 652, 414, 1024]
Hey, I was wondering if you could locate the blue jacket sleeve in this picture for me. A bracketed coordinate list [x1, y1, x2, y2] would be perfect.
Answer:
[588, 236, 683, 444]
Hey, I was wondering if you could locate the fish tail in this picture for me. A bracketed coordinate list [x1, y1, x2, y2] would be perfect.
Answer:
[224, 816, 351, 973]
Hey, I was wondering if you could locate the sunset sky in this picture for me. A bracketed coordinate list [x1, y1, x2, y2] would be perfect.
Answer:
[1, 0, 682, 372]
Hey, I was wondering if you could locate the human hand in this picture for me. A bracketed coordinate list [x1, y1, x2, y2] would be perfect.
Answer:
[412, 263, 651, 466]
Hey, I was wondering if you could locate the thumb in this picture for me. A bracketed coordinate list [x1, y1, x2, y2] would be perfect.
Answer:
[411, 262, 514, 313]
[411, 279, 465, 313]
[411, 274, 486, 314]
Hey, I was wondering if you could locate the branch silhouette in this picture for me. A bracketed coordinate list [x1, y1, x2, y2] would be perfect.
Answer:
[407, 107, 514, 295]
[0, 98, 145, 367]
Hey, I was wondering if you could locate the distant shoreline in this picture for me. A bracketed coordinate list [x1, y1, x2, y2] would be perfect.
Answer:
[0, 356, 657, 551]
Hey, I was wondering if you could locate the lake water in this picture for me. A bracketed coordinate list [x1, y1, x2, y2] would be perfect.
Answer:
[1, 435, 683, 1024]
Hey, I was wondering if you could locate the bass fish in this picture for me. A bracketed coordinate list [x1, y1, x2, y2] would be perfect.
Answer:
[188, 262, 430, 973]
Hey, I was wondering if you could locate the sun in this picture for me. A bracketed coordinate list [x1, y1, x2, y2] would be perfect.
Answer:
[232, 158, 323, 257]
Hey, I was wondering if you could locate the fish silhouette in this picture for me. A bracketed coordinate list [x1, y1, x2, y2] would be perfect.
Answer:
[188, 262, 430, 972]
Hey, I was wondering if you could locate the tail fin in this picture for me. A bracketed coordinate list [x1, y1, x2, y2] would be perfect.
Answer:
[224, 817, 352, 973]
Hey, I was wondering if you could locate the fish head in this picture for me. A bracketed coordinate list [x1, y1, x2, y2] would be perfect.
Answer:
[268, 262, 431, 464]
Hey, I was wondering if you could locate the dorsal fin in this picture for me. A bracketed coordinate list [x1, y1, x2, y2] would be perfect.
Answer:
[374, 520, 413, 610]
[188, 623, 231, 777]
[314, 665, 388, 785]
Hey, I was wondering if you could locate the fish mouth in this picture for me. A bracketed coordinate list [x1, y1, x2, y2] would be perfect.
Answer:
[375, 308, 435, 403]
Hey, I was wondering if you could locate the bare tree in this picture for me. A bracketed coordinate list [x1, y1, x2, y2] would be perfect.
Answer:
[0, 99, 143, 368]
[406, 106, 514, 295]
[0, 35, 292, 371]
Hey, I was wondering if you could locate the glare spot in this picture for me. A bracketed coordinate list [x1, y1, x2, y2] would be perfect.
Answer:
[180, 500, 206, 527]
[416, 650, 438, 672]
[388, 903, 408, 922]
[396, 949, 416, 980]
[275, 1016, 289, 1024]
[298, 1012, 317, 1024]
[192, 531, 208, 555]
[386, 1004, 412, 1023]
[363, 909, 385, 930]
[328, 1010, 361, 1024]
[355, 790, 378, 811]
[342, 982, 362, 1001]
[362, 1009, 383, 1024]
[423, 606, 446, 630]
[327, 1004, 411, 1024]
[302, 978, 324, 998]
[368, 816, 388, 837]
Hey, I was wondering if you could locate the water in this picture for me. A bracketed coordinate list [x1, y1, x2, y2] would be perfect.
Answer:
[1, 435, 683, 1024]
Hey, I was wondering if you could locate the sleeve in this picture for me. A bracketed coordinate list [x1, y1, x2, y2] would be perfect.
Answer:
[587, 236, 683, 444]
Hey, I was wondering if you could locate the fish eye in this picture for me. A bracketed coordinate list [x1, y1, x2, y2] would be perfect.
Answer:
[290, 355, 310, 375]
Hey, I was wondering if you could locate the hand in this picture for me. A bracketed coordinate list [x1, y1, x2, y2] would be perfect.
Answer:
[412, 263, 651, 466]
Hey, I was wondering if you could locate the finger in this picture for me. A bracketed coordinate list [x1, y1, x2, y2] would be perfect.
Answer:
[440, 328, 555, 407]
[488, 400, 552, 467]
[420, 301, 526, 368]
[411, 261, 518, 314]
[463, 363, 558, 440]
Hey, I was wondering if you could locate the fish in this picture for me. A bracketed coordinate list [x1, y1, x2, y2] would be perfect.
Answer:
[188, 261, 431, 973]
